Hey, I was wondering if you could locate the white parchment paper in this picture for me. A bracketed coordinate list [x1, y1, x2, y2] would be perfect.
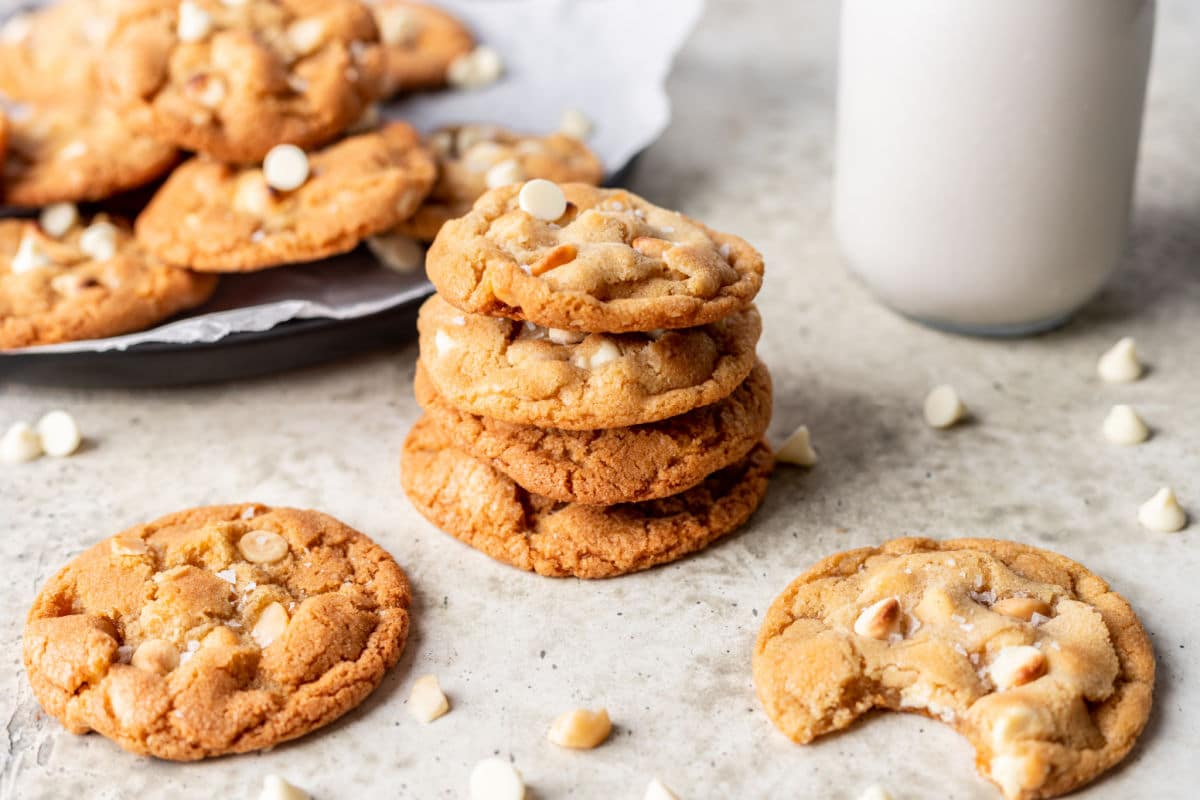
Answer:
[5, 0, 703, 354]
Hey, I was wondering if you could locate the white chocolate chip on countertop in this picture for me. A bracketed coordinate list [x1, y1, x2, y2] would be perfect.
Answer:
[1, 422, 43, 463]
[547, 707, 612, 749]
[36, 410, 81, 457]
[924, 384, 967, 429]
[644, 778, 680, 800]
[259, 775, 310, 800]
[263, 144, 310, 192]
[776, 425, 818, 467]
[469, 757, 525, 800]
[1102, 404, 1150, 445]
[1097, 337, 1143, 383]
[1138, 488, 1188, 533]
[857, 786, 894, 800]
[408, 674, 450, 723]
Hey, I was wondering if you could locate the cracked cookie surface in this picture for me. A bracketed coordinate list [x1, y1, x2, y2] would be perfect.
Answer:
[402, 416, 774, 578]
[23, 504, 412, 760]
[394, 125, 603, 241]
[367, 0, 474, 95]
[136, 122, 435, 271]
[428, 183, 763, 332]
[417, 293, 761, 430]
[753, 538, 1154, 800]
[1, 216, 216, 349]
[101, 0, 386, 162]
[415, 359, 772, 505]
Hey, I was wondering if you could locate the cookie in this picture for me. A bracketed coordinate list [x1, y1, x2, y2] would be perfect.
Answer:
[0, 0, 120, 100]
[23, 504, 412, 760]
[753, 538, 1155, 800]
[100, 0, 386, 163]
[427, 183, 764, 333]
[368, 0, 474, 95]
[136, 122, 436, 271]
[415, 359, 773, 505]
[393, 125, 604, 241]
[0, 108, 7, 173]
[417, 294, 762, 430]
[1, 216, 217, 349]
[1, 96, 178, 207]
[402, 416, 774, 578]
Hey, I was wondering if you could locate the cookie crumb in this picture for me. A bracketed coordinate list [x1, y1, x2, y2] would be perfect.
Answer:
[1138, 487, 1188, 533]
[923, 385, 966, 429]
[408, 674, 450, 723]
[776, 425, 817, 467]
[469, 757, 525, 800]
[1097, 336, 1143, 383]
[1102, 404, 1149, 445]
[547, 707, 612, 749]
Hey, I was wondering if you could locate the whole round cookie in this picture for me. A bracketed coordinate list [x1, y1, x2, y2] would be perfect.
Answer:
[428, 182, 764, 332]
[0, 0, 122, 100]
[417, 294, 762, 430]
[100, 0, 386, 163]
[402, 416, 774, 578]
[1, 216, 217, 349]
[23, 504, 412, 760]
[136, 122, 436, 271]
[393, 125, 604, 241]
[368, 0, 474, 95]
[415, 359, 773, 505]
[1, 96, 178, 207]
[753, 538, 1155, 800]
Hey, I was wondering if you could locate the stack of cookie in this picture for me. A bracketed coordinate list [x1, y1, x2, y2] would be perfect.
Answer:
[402, 181, 774, 578]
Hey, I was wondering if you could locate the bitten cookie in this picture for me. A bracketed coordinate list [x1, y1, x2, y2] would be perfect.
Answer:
[415, 360, 773, 505]
[1, 96, 178, 207]
[428, 183, 764, 332]
[393, 125, 603, 241]
[1, 216, 216, 349]
[100, 0, 386, 163]
[23, 504, 412, 760]
[136, 122, 436, 271]
[368, 0, 474, 95]
[753, 538, 1155, 800]
[417, 294, 762, 430]
[402, 416, 774, 578]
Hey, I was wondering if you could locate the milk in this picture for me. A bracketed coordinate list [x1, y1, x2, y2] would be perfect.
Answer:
[835, 0, 1155, 335]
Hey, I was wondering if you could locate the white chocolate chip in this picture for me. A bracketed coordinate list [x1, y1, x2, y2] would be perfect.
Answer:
[0, 422, 43, 463]
[447, 45, 504, 90]
[36, 410, 81, 457]
[10, 233, 52, 274]
[572, 337, 620, 370]
[991, 597, 1052, 622]
[1102, 404, 1149, 445]
[238, 530, 290, 563]
[776, 425, 818, 467]
[407, 674, 450, 723]
[547, 328, 585, 345]
[377, 6, 422, 45]
[485, 159, 526, 190]
[58, 140, 88, 160]
[857, 787, 894, 800]
[991, 705, 1041, 749]
[559, 108, 594, 140]
[455, 125, 500, 154]
[234, 174, 273, 216]
[435, 329, 459, 355]
[39, 203, 79, 239]
[177, 0, 213, 42]
[923, 384, 967, 429]
[989, 753, 1048, 798]
[262, 144, 310, 192]
[1097, 336, 1143, 383]
[547, 708, 612, 749]
[988, 645, 1047, 690]
[853, 597, 902, 640]
[110, 536, 149, 556]
[644, 779, 679, 800]
[259, 775, 310, 800]
[469, 758, 525, 800]
[518, 179, 567, 221]
[366, 233, 424, 273]
[286, 18, 326, 57]
[252, 602, 290, 648]
[1138, 487, 1188, 533]
[187, 73, 227, 108]
[131, 639, 179, 674]
[79, 221, 119, 262]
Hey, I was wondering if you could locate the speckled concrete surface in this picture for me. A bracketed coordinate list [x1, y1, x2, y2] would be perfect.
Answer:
[3, 2, 1199, 798]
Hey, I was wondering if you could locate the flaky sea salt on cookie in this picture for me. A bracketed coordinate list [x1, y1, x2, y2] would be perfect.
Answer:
[427, 183, 765, 333]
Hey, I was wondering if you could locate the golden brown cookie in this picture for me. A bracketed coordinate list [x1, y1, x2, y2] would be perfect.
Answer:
[415, 360, 773, 505]
[100, 0, 386, 163]
[368, 0, 474, 95]
[417, 294, 762, 430]
[0, 107, 7, 173]
[428, 182, 764, 333]
[23, 504, 412, 760]
[0, 0, 122, 100]
[393, 125, 603, 241]
[753, 538, 1155, 800]
[136, 122, 436, 271]
[0, 96, 178, 207]
[402, 416, 774, 578]
[1, 216, 217, 349]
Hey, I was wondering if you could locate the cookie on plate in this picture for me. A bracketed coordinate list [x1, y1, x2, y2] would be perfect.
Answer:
[368, 0, 474, 95]
[136, 122, 436, 271]
[0, 0, 123, 100]
[1, 216, 216, 349]
[415, 359, 773, 505]
[417, 294, 761, 430]
[753, 538, 1155, 800]
[402, 416, 773, 578]
[101, 0, 386, 163]
[393, 125, 603, 241]
[1, 96, 179, 207]
[23, 504, 412, 760]
[427, 182, 764, 333]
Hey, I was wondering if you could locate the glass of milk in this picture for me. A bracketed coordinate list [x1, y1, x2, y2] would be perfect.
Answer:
[834, 0, 1156, 336]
